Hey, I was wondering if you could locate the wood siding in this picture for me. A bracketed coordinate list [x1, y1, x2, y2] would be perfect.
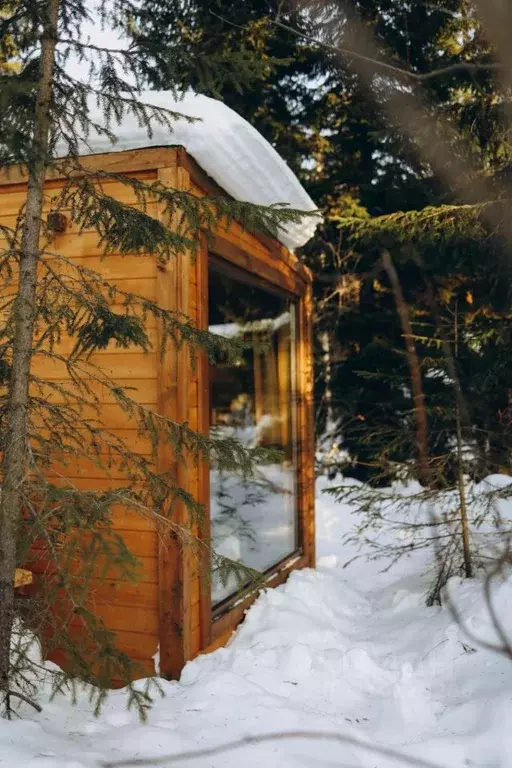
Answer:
[1, 146, 315, 683]
[1, 163, 163, 676]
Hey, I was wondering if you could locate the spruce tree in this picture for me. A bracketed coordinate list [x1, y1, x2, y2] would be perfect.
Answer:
[0, 0, 310, 716]
[130, 0, 511, 214]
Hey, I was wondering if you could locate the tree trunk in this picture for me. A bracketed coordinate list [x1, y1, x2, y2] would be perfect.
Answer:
[382, 250, 432, 487]
[455, 403, 473, 578]
[452, 301, 472, 578]
[422, 283, 474, 578]
[0, 0, 60, 712]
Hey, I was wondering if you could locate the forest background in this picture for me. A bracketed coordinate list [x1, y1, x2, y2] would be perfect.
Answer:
[133, 0, 512, 491]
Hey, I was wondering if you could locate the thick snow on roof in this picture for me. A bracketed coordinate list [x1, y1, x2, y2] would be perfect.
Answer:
[60, 91, 320, 250]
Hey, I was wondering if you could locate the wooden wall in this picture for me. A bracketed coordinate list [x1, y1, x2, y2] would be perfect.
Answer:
[0, 156, 169, 680]
[0, 146, 315, 683]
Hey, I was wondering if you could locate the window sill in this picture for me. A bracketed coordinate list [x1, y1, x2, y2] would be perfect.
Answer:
[208, 549, 308, 646]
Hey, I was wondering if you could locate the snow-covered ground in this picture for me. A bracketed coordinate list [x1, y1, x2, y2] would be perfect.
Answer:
[2, 476, 512, 767]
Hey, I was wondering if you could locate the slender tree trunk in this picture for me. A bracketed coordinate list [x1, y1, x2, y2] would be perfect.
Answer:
[452, 301, 473, 578]
[455, 403, 472, 577]
[423, 281, 474, 578]
[0, 0, 59, 711]
[382, 250, 431, 487]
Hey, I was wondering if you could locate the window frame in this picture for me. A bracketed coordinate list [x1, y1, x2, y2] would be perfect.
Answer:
[197, 245, 312, 647]
[207, 254, 303, 616]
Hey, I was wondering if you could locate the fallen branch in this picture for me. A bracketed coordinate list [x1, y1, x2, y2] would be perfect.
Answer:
[100, 729, 446, 768]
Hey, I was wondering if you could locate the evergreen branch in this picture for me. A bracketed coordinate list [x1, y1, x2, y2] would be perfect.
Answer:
[38, 251, 248, 361]
[334, 202, 505, 266]
[55, 68, 199, 124]
[51, 172, 317, 249]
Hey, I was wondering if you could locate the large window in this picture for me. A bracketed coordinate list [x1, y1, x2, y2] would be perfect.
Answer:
[208, 261, 299, 606]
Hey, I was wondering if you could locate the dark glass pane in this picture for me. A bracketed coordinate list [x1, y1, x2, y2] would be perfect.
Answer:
[208, 263, 299, 605]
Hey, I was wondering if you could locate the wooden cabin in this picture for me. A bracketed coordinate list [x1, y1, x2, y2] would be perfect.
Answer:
[1, 142, 315, 682]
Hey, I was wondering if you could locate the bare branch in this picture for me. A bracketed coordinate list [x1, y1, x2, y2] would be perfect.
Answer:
[269, 17, 503, 83]
[57, 38, 135, 56]
[100, 729, 447, 768]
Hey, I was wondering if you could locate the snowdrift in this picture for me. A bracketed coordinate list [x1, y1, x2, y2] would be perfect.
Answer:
[3, 477, 512, 767]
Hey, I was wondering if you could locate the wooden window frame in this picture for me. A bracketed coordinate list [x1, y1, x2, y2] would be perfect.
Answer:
[198, 236, 315, 650]
[208, 254, 303, 618]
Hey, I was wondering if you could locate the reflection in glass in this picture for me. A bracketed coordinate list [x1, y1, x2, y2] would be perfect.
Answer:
[208, 264, 299, 605]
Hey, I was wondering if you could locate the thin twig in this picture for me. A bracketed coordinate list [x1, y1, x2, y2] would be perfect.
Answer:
[57, 39, 135, 56]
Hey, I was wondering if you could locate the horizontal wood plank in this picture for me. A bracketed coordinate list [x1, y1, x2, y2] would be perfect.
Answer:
[0, 172, 160, 202]
[88, 603, 160, 635]
[46, 454, 157, 482]
[86, 578, 159, 608]
[47, 648, 156, 685]
[34, 326, 159, 360]
[0, 146, 176, 186]
[53, 253, 158, 280]
[0, 198, 161, 226]
[30, 352, 158, 380]
[30, 553, 159, 583]
[31, 378, 158, 406]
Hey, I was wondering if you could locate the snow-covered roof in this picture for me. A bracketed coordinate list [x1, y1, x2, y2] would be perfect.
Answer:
[57, 91, 320, 251]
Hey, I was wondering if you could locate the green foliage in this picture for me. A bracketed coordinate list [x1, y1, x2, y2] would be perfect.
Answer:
[325, 476, 508, 604]
[318, 202, 512, 485]
[130, 1, 512, 214]
[125, 0, 331, 187]
[119, 1, 280, 98]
